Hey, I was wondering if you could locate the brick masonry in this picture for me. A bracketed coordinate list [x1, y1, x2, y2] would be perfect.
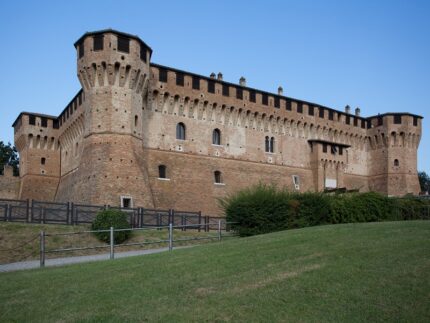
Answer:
[6, 29, 423, 216]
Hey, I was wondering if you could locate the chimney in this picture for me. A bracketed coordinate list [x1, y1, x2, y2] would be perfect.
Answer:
[355, 107, 361, 116]
[210, 72, 216, 79]
[278, 86, 283, 96]
[217, 72, 223, 81]
[239, 76, 246, 86]
[345, 105, 351, 114]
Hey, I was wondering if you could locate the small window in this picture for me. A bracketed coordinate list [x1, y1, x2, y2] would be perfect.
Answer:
[413, 117, 418, 126]
[353, 117, 358, 127]
[274, 97, 280, 108]
[249, 90, 256, 103]
[117, 36, 130, 53]
[286, 100, 292, 111]
[214, 171, 223, 184]
[297, 103, 303, 113]
[236, 88, 243, 100]
[222, 84, 229, 96]
[93, 35, 104, 51]
[323, 143, 328, 153]
[212, 129, 221, 145]
[78, 42, 84, 58]
[41, 117, 48, 128]
[78, 93, 82, 105]
[41, 157, 46, 165]
[270, 137, 275, 153]
[331, 145, 337, 155]
[308, 106, 314, 116]
[158, 165, 167, 179]
[176, 123, 186, 140]
[159, 68, 168, 83]
[192, 76, 200, 90]
[134, 115, 138, 127]
[208, 80, 215, 93]
[176, 72, 184, 86]
[367, 120, 372, 129]
[394, 115, 402, 124]
[346, 115, 350, 125]
[140, 45, 147, 62]
[292, 175, 300, 190]
[121, 196, 132, 208]
[262, 94, 268, 105]
[53, 119, 59, 129]
[29, 115, 36, 125]
[394, 159, 399, 167]
[265, 136, 274, 153]
[361, 119, 366, 129]
[339, 147, 343, 155]
[329, 111, 334, 121]
[319, 108, 324, 118]
[377, 116, 383, 126]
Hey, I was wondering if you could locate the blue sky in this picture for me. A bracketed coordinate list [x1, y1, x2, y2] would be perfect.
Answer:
[0, 0, 428, 173]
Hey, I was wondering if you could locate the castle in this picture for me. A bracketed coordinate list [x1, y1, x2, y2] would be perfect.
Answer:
[1, 29, 422, 215]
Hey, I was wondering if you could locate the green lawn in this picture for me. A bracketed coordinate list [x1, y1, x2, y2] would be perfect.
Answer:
[1, 221, 429, 322]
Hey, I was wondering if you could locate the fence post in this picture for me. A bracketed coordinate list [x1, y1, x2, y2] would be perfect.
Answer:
[26, 199, 30, 223]
[5, 203, 10, 221]
[168, 222, 173, 251]
[41, 207, 45, 224]
[218, 220, 222, 241]
[30, 199, 34, 223]
[110, 227, 114, 260]
[198, 211, 202, 232]
[40, 231, 45, 268]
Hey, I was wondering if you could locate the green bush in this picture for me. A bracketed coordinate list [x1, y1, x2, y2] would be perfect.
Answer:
[221, 184, 430, 237]
[91, 209, 132, 244]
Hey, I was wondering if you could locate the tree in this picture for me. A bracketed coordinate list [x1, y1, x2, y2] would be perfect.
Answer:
[418, 171, 430, 194]
[0, 141, 19, 176]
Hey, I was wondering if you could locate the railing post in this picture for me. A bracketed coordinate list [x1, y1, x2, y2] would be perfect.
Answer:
[30, 199, 34, 223]
[5, 203, 10, 221]
[168, 222, 173, 251]
[218, 220, 222, 241]
[198, 211, 202, 232]
[26, 199, 30, 222]
[40, 231, 45, 268]
[110, 227, 114, 260]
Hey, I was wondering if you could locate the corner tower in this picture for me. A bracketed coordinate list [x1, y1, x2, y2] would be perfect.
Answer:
[55, 30, 154, 207]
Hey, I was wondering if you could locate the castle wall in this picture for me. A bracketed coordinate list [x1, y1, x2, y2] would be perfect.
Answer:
[0, 166, 20, 200]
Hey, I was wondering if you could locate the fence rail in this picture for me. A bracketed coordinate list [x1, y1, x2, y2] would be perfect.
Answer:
[0, 198, 223, 230]
[39, 221, 237, 268]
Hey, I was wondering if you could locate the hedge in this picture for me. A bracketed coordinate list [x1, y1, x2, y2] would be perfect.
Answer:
[220, 184, 430, 236]
[91, 209, 132, 244]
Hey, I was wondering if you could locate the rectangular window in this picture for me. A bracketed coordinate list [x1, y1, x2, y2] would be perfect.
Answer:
[236, 88, 243, 100]
[339, 147, 343, 155]
[394, 115, 402, 124]
[78, 93, 82, 105]
[323, 143, 327, 153]
[93, 35, 103, 51]
[53, 119, 59, 129]
[29, 115, 36, 125]
[367, 120, 372, 129]
[286, 100, 292, 111]
[274, 97, 280, 108]
[176, 72, 184, 86]
[308, 105, 314, 116]
[353, 117, 358, 127]
[222, 84, 229, 96]
[140, 45, 147, 62]
[361, 119, 366, 129]
[413, 116, 418, 126]
[297, 102, 303, 113]
[41, 117, 48, 128]
[249, 90, 256, 102]
[319, 108, 324, 118]
[78, 42, 84, 59]
[329, 110, 334, 120]
[192, 76, 200, 90]
[159, 68, 168, 83]
[377, 116, 383, 126]
[208, 80, 215, 93]
[346, 115, 350, 125]
[117, 36, 130, 53]
[262, 94, 268, 105]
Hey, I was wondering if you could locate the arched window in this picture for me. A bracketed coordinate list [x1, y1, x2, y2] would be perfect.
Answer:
[270, 137, 275, 153]
[212, 128, 221, 145]
[394, 159, 399, 167]
[265, 136, 270, 152]
[176, 123, 186, 140]
[158, 165, 167, 179]
[41, 157, 46, 165]
[214, 171, 222, 184]
[134, 115, 138, 127]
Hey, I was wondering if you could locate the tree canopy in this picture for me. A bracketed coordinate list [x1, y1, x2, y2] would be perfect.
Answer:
[0, 141, 19, 176]
[418, 171, 430, 194]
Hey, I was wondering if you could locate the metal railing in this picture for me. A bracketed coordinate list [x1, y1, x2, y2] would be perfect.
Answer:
[39, 221, 237, 268]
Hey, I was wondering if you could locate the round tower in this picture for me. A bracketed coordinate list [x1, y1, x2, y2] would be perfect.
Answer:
[66, 29, 154, 207]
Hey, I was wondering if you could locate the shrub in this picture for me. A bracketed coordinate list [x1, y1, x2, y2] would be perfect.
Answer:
[221, 183, 430, 237]
[91, 209, 132, 244]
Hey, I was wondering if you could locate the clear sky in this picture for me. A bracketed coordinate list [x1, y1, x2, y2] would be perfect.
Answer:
[0, 0, 428, 173]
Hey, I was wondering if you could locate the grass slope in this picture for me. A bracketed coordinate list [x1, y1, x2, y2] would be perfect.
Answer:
[1, 221, 429, 322]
